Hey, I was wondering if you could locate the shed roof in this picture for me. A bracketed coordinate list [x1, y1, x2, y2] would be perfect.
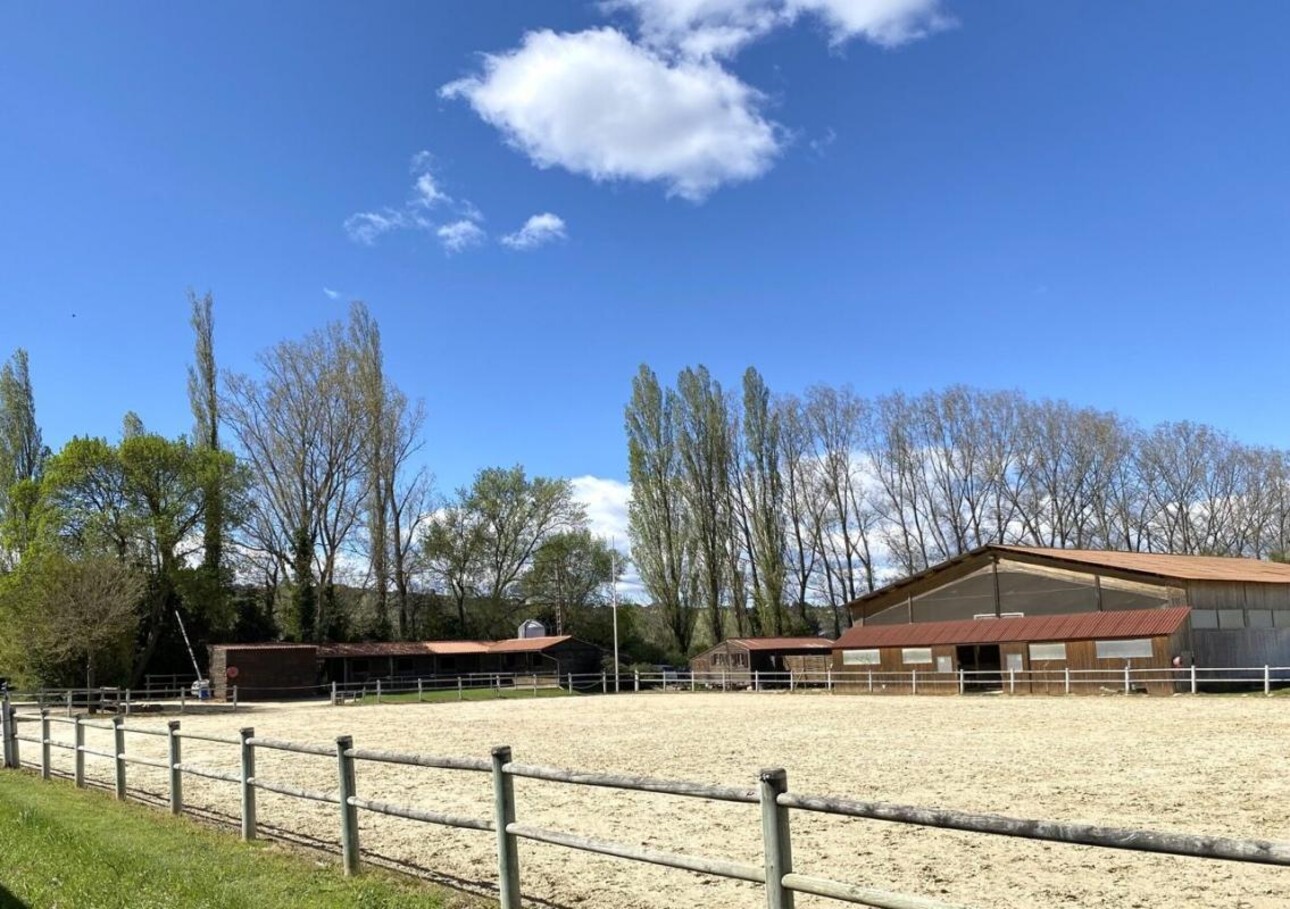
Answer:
[728, 637, 835, 652]
[211, 643, 318, 652]
[835, 607, 1191, 649]
[989, 546, 1290, 583]
[316, 641, 491, 658]
[487, 635, 578, 653]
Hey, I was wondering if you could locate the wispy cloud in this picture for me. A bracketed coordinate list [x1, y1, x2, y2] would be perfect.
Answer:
[344, 151, 480, 249]
[437, 220, 487, 253]
[323, 287, 342, 300]
[502, 212, 568, 250]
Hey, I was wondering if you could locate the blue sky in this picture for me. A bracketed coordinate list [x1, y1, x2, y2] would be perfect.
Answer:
[3, 1, 1289, 533]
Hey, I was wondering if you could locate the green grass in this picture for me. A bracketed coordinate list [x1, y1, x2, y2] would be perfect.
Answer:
[0, 771, 467, 909]
[361, 686, 576, 705]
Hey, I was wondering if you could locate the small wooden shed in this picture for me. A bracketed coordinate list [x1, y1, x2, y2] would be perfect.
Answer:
[690, 637, 835, 686]
[209, 643, 320, 700]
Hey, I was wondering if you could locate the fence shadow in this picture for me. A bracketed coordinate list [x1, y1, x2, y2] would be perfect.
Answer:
[0, 885, 29, 908]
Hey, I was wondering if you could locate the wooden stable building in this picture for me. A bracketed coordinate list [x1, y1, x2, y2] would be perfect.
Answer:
[209, 635, 603, 700]
[689, 637, 835, 686]
[833, 607, 1191, 694]
[846, 545, 1290, 671]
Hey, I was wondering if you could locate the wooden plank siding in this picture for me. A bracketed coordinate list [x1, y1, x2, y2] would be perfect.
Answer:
[832, 631, 1187, 696]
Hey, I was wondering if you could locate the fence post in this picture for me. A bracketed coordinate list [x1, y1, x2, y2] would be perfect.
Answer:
[66, 690, 73, 718]
[8, 703, 18, 769]
[911, 670, 917, 695]
[690, 671, 696, 693]
[789, 671, 796, 693]
[1123, 665, 1130, 695]
[868, 671, 873, 693]
[168, 720, 182, 814]
[375, 679, 382, 705]
[336, 735, 360, 876]
[180, 687, 186, 714]
[634, 670, 640, 693]
[1064, 667, 1071, 695]
[759, 767, 794, 909]
[331, 681, 338, 706]
[1190, 664, 1197, 695]
[1, 695, 11, 769]
[601, 671, 607, 694]
[491, 745, 522, 909]
[754, 670, 760, 693]
[722, 669, 728, 692]
[112, 715, 126, 800]
[418, 679, 424, 703]
[826, 667, 833, 693]
[232, 686, 238, 711]
[458, 678, 464, 701]
[124, 689, 131, 717]
[533, 674, 539, 697]
[74, 717, 85, 787]
[39, 709, 51, 780]
[1008, 668, 1015, 695]
[240, 727, 257, 840]
[958, 669, 965, 695]
[1265, 665, 1271, 696]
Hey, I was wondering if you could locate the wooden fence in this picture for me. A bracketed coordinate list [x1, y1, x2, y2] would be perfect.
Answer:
[4, 697, 1289, 909]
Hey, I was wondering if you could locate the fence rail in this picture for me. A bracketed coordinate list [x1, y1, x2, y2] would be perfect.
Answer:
[3, 695, 1287, 909]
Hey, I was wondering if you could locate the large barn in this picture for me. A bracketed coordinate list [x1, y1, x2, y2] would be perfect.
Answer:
[834, 545, 1290, 690]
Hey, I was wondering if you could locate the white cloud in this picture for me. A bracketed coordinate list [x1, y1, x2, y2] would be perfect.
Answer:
[344, 208, 427, 245]
[789, 0, 951, 47]
[441, 28, 781, 201]
[414, 172, 451, 207]
[612, 0, 948, 53]
[436, 219, 487, 253]
[322, 287, 341, 300]
[444, 2, 950, 199]
[570, 475, 645, 600]
[502, 212, 568, 250]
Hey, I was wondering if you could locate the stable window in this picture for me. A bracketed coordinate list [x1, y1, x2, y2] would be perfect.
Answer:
[901, 647, 934, 665]
[1028, 642, 1067, 662]
[842, 649, 881, 666]
[1095, 638, 1153, 660]
[1218, 609, 1245, 629]
[1247, 610, 1274, 629]
[1191, 609, 1219, 630]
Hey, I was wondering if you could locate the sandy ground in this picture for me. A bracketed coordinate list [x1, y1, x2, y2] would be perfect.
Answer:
[33, 693, 1290, 909]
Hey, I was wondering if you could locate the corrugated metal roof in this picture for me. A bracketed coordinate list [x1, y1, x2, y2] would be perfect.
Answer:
[211, 643, 318, 652]
[729, 637, 835, 652]
[992, 546, 1290, 583]
[316, 641, 491, 658]
[835, 607, 1191, 649]
[487, 635, 575, 653]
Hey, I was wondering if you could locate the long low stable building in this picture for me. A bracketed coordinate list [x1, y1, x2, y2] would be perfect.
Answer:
[835, 545, 1290, 692]
[690, 637, 835, 685]
[210, 635, 604, 699]
[834, 607, 1192, 694]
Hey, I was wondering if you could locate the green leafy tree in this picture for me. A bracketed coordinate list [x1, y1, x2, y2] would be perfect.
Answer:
[519, 530, 624, 635]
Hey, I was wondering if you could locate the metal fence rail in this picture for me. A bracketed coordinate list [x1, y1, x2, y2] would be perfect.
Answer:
[3, 695, 1287, 909]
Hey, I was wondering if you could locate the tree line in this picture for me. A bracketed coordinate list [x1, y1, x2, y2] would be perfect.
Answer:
[0, 298, 628, 689]
[626, 364, 1290, 654]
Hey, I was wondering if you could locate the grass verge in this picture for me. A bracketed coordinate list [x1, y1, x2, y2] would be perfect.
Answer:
[0, 771, 467, 909]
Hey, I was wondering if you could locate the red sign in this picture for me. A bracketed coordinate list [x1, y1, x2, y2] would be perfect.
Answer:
[226, 666, 240, 680]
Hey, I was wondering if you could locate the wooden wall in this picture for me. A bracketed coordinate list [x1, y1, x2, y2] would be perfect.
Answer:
[832, 632, 1185, 696]
[211, 647, 319, 700]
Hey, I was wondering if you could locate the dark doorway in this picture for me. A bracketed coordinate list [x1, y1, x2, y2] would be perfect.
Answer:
[956, 644, 1003, 692]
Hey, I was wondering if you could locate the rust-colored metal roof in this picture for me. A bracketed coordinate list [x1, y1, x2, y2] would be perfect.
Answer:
[728, 637, 835, 652]
[991, 546, 1290, 583]
[487, 635, 575, 653]
[835, 607, 1191, 650]
[211, 643, 318, 651]
[316, 641, 491, 658]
